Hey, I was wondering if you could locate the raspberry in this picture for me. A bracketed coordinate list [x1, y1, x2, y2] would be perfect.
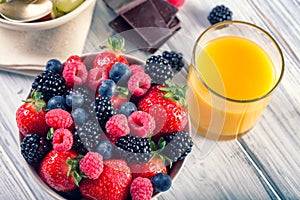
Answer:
[129, 64, 144, 75]
[128, 72, 151, 97]
[63, 61, 88, 88]
[128, 111, 155, 138]
[87, 67, 108, 91]
[79, 152, 104, 179]
[45, 109, 73, 129]
[106, 114, 130, 138]
[52, 128, 73, 152]
[130, 177, 153, 200]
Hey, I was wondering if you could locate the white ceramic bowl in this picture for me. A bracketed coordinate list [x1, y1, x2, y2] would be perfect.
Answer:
[0, 0, 96, 66]
[19, 53, 190, 200]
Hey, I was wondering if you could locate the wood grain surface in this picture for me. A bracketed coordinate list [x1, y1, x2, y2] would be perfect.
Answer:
[0, 0, 299, 199]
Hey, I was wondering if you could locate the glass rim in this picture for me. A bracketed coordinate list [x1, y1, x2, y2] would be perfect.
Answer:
[192, 20, 285, 103]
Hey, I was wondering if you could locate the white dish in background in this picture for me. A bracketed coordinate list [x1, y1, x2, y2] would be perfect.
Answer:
[0, 0, 96, 66]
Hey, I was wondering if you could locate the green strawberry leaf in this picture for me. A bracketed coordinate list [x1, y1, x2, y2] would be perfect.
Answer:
[66, 155, 84, 187]
[46, 128, 54, 140]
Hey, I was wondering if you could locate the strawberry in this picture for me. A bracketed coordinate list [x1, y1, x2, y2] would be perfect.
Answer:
[93, 37, 128, 74]
[129, 157, 167, 179]
[167, 0, 185, 8]
[94, 51, 118, 72]
[117, 55, 129, 66]
[80, 159, 132, 200]
[110, 86, 129, 112]
[39, 150, 79, 191]
[138, 80, 188, 134]
[16, 91, 49, 137]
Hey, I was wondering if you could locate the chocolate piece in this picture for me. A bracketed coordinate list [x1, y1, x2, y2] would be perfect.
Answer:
[121, 1, 172, 45]
[168, 16, 181, 31]
[151, 0, 178, 26]
[103, 0, 146, 14]
[109, 15, 181, 53]
[109, 16, 149, 51]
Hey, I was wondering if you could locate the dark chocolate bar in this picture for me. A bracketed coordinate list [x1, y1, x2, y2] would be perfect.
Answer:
[109, 15, 181, 53]
[103, 0, 147, 14]
[121, 0, 172, 45]
[151, 0, 178, 26]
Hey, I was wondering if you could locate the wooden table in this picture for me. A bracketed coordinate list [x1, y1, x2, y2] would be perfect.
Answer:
[0, 0, 299, 199]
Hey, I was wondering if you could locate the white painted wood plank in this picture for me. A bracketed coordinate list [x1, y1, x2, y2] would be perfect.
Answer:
[219, 0, 300, 198]
[0, 71, 56, 200]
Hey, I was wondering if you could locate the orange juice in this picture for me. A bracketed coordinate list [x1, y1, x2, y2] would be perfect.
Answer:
[188, 36, 275, 139]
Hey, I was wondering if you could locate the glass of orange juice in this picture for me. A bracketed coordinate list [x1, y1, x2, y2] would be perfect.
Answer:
[187, 21, 284, 140]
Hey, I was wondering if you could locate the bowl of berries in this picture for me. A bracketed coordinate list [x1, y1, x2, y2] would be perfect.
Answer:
[17, 37, 193, 200]
[0, 0, 96, 65]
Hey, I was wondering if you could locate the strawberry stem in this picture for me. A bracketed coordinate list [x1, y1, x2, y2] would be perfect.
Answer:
[46, 128, 54, 140]
[66, 155, 85, 187]
[23, 90, 46, 113]
[159, 79, 188, 109]
[100, 35, 126, 55]
[149, 137, 173, 168]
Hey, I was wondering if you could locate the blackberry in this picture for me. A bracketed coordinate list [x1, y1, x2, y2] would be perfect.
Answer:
[66, 86, 94, 109]
[116, 135, 151, 164]
[207, 5, 232, 25]
[162, 51, 185, 73]
[145, 55, 174, 85]
[20, 134, 51, 164]
[94, 96, 116, 131]
[31, 70, 67, 101]
[72, 131, 88, 155]
[75, 120, 103, 151]
[161, 131, 193, 163]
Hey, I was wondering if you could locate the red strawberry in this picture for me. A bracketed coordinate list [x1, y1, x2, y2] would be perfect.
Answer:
[80, 159, 132, 200]
[138, 81, 188, 134]
[16, 91, 49, 137]
[93, 37, 128, 74]
[129, 157, 167, 179]
[117, 55, 129, 66]
[93, 51, 118, 72]
[66, 55, 82, 64]
[39, 150, 79, 191]
[110, 86, 129, 112]
[167, 0, 185, 8]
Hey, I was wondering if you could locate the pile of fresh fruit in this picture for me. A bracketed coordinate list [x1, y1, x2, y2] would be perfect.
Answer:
[16, 37, 193, 200]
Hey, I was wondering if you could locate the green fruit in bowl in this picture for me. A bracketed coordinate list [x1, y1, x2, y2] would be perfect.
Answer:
[54, 0, 85, 13]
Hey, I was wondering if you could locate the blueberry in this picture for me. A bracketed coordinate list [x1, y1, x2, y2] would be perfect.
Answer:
[118, 102, 137, 117]
[47, 96, 66, 110]
[66, 93, 84, 108]
[151, 173, 172, 192]
[72, 108, 88, 125]
[109, 62, 131, 85]
[46, 59, 63, 74]
[98, 79, 117, 98]
[95, 140, 114, 160]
